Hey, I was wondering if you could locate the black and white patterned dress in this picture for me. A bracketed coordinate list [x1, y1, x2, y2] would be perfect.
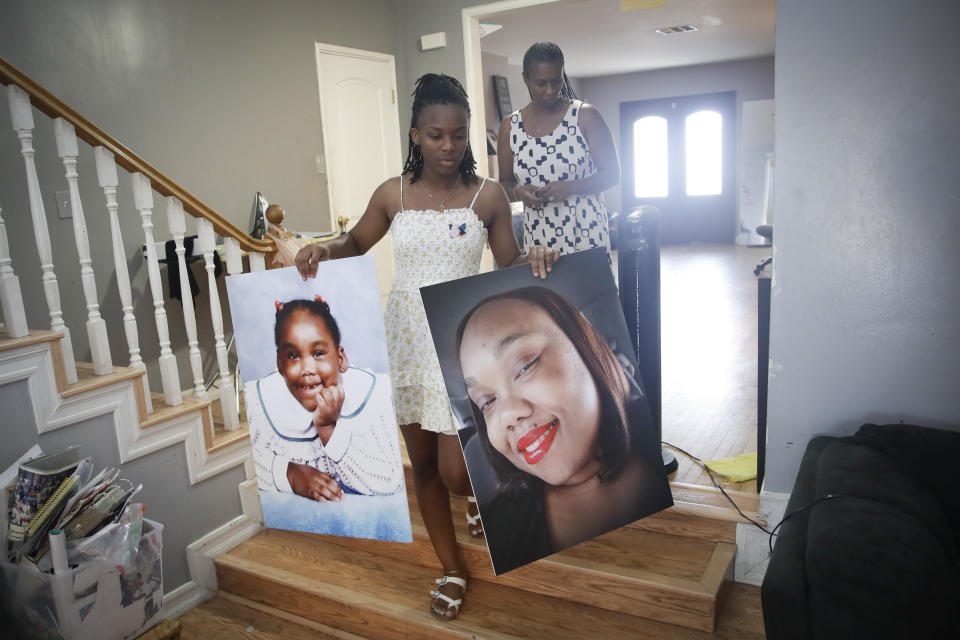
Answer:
[509, 99, 610, 257]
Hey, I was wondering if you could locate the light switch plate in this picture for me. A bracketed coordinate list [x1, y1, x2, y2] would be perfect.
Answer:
[54, 190, 71, 219]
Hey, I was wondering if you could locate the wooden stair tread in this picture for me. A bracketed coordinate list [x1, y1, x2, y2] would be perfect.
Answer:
[207, 422, 250, 453]
[216, 529, 756, 639]
[141, 392, 212, 429]
[60, 361, 145, 398]
[0, 328, 63, 352]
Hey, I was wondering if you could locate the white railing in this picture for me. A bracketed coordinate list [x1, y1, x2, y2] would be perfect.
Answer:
[1, 57, 276, 436]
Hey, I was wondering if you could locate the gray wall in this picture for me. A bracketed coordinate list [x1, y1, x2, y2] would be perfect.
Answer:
[764, 0, 960, 492]
[0, 381, 246, 591]
[580, 56, 775, 215]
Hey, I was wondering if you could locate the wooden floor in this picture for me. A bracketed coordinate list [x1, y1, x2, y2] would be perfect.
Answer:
[660, 244, 769, 493]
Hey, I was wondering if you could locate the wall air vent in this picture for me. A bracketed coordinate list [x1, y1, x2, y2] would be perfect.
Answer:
[655, 24, 699, 35]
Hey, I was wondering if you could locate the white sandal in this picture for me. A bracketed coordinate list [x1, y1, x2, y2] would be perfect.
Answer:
[430, 573, 467, 620]
[466, 496, 483, 537]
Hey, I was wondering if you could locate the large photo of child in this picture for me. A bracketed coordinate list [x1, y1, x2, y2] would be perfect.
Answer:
[226, 256, 411, 542]
[421, 248, 673, 574]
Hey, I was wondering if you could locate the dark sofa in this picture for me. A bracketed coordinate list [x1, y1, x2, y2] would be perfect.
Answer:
[762, 423, 960, 638]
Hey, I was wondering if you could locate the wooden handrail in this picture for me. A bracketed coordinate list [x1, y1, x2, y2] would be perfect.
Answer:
[0, 56, 274, 253]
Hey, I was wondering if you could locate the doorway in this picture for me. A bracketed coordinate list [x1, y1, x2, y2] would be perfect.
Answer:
[315, 43, 402, 304]
[621, 91, 737, 244]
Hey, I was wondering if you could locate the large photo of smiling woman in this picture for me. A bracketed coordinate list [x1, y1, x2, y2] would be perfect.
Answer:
[421, 248, 673, 574]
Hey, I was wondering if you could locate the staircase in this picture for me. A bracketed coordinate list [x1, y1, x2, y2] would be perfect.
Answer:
[213, 458, 766, 638]
[0, 57, 275, 614]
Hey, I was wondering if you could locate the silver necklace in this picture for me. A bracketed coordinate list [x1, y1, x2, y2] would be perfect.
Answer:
[420, 176, 459, 211]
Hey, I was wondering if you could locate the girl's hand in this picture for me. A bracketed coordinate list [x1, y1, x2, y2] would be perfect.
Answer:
[533, 181, 570, 204]
[311, 384, 345, 428]
[295, 242, 331, 281]
[513, 184, 544, 209]
[287, 463, 344, 502]
[526, 245, 559, 279]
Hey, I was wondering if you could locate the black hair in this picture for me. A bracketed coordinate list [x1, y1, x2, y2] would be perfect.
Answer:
[402, 73, 479, 184]
[455, 287, 631, 497]
[522, 41, 578, 101]
[274, 298, 340, 349]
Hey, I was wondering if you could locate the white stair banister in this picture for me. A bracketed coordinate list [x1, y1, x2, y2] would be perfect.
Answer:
[166, 196, 206, 399]
[7, 85, 77, 384]
[132, 172, 181, 407]
[94, 147, 148, 385]
[54, 119, 113, 375]
[248, 252, 265, 272]
[0, 203, 29, 338]
[198, 218, 238, 430]
[223, 237, 243, 276]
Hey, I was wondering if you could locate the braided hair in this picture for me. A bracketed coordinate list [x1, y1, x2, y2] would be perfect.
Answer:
[522, 41, 578, 101]
[402, 73, 479, 184]
[274, 298, 341, 349]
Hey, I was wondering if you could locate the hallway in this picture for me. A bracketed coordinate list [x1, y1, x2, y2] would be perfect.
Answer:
[659, 244, 770, 492]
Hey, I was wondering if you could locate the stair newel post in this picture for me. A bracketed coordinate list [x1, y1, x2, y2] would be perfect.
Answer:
[132, 173, 180, 407]
[53, 118, 114, 375]
[93, 147, 146, 379]
[0, 203, 29, 338]
[198, 218, 239, 430]
[166, 196, 207, 399]
[7, 85, 78, 384]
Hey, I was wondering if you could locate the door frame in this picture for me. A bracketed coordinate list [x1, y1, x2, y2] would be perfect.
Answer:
[461, 0, 562, 178]
[315, 42, 401, 230]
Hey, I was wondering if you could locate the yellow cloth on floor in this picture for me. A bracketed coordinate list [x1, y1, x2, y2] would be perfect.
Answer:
[703, 452, 758, 482]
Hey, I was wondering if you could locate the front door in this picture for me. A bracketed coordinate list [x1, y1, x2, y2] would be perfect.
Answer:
[620, 91, 737, 244]
[315, 44, 402, 304]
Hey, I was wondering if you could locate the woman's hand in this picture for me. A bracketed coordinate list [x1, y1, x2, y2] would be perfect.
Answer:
[526, 244, 559, 279]
[295, 242, 330, 281]
[311, 384, 345, 428]
[513, 184, 544, 209]
[286, 463, 343, 502]
[533, 181, 571, 204]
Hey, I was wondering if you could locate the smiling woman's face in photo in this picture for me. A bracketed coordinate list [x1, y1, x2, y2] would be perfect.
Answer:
[459, 297, 602, 487]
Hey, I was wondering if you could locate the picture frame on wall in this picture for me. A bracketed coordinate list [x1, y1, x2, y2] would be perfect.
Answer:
[493, 75, 512, 122]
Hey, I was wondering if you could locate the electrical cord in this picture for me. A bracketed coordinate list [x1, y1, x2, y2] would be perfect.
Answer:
[662, 440, 848, 556]
[661, 441, 773, 534]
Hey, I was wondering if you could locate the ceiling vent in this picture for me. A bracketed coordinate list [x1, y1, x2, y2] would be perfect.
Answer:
[655, 24, 699, 35]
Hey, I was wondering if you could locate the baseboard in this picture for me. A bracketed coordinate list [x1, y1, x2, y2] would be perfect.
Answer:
[734, 490, 789, 586]
[162, 579, 215, 619]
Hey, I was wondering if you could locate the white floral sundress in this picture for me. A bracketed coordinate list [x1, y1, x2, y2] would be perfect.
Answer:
[383, 177, 489, 433]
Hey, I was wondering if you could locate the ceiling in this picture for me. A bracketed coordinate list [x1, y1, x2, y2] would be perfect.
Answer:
[479, 0, 775, 78]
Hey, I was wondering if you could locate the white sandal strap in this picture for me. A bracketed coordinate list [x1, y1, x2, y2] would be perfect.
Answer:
[466, 512, 481, 526]
[466, 496, 477, 504]
[435, 575, 467, 590]
[430, 589, 462, 610]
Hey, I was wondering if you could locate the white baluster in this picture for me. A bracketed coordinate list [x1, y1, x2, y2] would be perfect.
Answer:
[132, 173, 180, 408]
[94, 147, 148, 384]
[223, 237, 242, 275]
[53, 119, 113, 375]
[198, 219, 238, 430]
[166, 196, 206, 399]
[248, 252, 266, 272]
[7, 85, 77, 383]
[0, 203, 29, 338]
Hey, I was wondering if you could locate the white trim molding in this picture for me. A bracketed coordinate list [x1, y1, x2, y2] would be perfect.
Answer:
[735, 490, 789, 586]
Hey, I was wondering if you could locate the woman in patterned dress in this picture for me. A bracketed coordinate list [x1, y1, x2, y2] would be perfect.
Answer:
[498, 41, 621, 258]
[295, 74, 557, 620]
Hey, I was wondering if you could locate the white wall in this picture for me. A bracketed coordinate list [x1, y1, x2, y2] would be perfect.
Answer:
[580, 56, 775, 216]
[764, 0, 960, 492]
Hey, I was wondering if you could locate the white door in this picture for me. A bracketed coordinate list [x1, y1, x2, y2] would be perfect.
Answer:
[315, 44, 402, 305]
